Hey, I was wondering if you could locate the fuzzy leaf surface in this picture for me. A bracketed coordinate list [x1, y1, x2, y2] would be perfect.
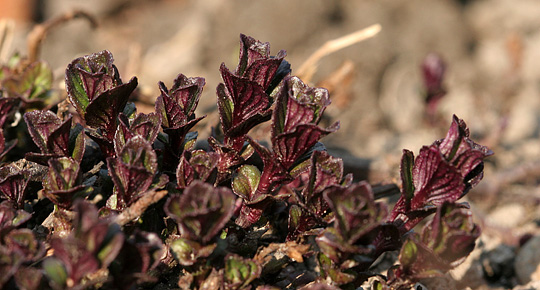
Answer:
[165, 181, 235, 244]
[65, 50, 119, 116]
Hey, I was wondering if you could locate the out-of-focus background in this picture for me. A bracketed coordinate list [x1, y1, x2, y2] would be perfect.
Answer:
[2, 0, 540, 289]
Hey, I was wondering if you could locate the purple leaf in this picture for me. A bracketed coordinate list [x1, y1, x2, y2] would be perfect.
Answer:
[0, 172, 29, 209]
[176, 152, 195, 189]
[176, 149, 219, 189]
[114, 112, 161, 156]
[411, 145, 465, 208]
[420, 202, 480, 266]
[236, 34, 272, 76]
[157, 73, 205, 126]
[107, 157, 154, 210]
[271, 77, 338, 169]
[324, 181, 388, 244]
[107, 136, 157, 209]
[236, 34, 289, 92]
[48, 238, 100, 287]
[0, 201, 31, 235]
[156, 74, 205, 161]
[24, 110, 74, 161]
[84, 76, 138, 141]
[72, 200, 125, 268]
[43, 157, 89, 209]
[247, 138, 290, 196]
[65, 51, 137, 158]
[272, 76, 331, 137]
[0, 97, 21, 128]
[273, 123, 339, 170]
[421, 53, 446, 117]
[24, 110, 64, 153]
[165, 181, 236, 244]
[218, 64, 271, 142]
[437, 115, 493, 192]
[65, 50, 120, 117]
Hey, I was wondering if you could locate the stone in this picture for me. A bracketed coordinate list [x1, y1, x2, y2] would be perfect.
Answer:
[515, 235, 540, 284]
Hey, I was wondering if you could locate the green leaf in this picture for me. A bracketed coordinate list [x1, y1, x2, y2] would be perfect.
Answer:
[169, 237, 216, 266]
[224, 254, 261, 289]
[217, 83, 234, 131]
[23, 61, 53, 99]
[69, 123, 85, 162]
[399, 238, 418, 269]
[85, 77, 138, 140]
[97, 232, 125, 268]
[232, 165, 261, 201]
[43, 258, 67, 287]
[2, 61, 53, 100]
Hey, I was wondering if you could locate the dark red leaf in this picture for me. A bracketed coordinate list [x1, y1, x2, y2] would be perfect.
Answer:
[410, 145, 465, 209]
[273, 123, 339, 169]
[85, 76, 138, 141]
[165, 181, 236, 244]
[107, 136, 157, 209]
[0, 172, 29, 209]
[157, 73, 205, 129]
[114, 112, 161, 156]
[420, 202, 480, 266]
[271, 76, 331, 138]
[24, 110, 64, 153]
[324, 182, 387, 244]
[43, 157, 89, 209]
[218, 64, 271, 139]
[176, 150, 219, 189]
[0, 97, 20, 128]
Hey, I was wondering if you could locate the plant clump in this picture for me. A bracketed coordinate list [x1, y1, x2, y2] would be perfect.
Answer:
[0, 34, 492, 289]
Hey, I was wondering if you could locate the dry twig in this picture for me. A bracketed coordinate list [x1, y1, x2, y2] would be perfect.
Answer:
[0, 19, 15, 63]
[114, 190, 169, 226]
[296, 24, 381, 83]
[27, 9, 98, 62]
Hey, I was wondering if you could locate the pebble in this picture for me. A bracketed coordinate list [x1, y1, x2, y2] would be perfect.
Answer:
[487, 203, 526, 228]
[515, 235, 540, 284]
[513, 280, 540, 290]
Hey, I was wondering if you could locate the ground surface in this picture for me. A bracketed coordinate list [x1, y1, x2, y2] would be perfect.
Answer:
[4, 0, 540, 289]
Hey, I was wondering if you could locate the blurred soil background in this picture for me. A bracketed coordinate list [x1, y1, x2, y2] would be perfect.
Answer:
[2, 0, 540, 289]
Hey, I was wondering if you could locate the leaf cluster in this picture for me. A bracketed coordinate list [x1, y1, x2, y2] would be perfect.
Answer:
[0, 34, 491, 289]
